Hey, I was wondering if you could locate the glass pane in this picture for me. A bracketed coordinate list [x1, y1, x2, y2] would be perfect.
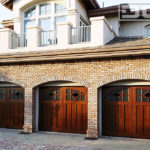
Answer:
[55, 4, 67, 14]
[123, 96, 128, 102]
[142, 97, 148, 102]
[55, 16, 66, 29]
[39, 18, 51, 31]
[123, 88, 128, 95]
[136, 96, 141, 102]
[25, 7, 36, 18]
[24, 20, 36, 33]
[40, 4, 51, 15]
[81, 95, 85, 101]
[66, 95, 70, 101]
[71, 96, 76, 101]
[136, 89, 141, 95]
[142, 89, 148, 94]
[66, 89, 70, 94]
[147, 28, 150, 36]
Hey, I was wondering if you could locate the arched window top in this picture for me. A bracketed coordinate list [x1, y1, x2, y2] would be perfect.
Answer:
[24, 6, 36, 18]
[145, 25, 150, 37]
[23, 2, 67, 33]
[24, 2, 67, 18]
[55, 3, 67, 14]
[40, 3, 51, 15]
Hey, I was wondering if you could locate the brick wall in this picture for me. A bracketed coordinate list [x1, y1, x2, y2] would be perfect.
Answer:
[0, 56, 150, 138]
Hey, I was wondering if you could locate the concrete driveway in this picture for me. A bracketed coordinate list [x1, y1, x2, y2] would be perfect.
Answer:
[0, 129, 149, 150]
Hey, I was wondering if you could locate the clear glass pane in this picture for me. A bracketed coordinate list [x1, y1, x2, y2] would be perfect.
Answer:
[81, 95, 85, 101]
[39, 18, 51, 31]
[142, 97, 148, 102]
[142, 89, 148, 94]
[55, 4, 67, 14]
[136, 96, 141, 102]
[24, 20, 36, 33]
[40, 4, 51, 15]
[66, 95, 70, 101]
[66, 89, 70, 94]
[136, 89, 141, 95]
[25, 7, 36, 18]
[123, 96, 128, 102]
[147, 28, 150, 36]
[123, 88, 128, 95]
[55, 16, 66, 29]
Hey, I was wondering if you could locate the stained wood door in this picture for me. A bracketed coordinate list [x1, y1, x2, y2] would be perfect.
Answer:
[102, 86, 150, 139]
[39, 87, 87, 133]
[0, 87, 24, 129]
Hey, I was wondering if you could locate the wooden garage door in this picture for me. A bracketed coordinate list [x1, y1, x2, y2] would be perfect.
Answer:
[102, 86, 150, 139]
[39, 87, 87, 133]
[0, 87, 24, 129]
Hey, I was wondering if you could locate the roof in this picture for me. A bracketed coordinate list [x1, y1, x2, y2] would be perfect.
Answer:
[0, 36, 150, 63]
[88, 5, 119, 17]
[0, 0, 100, 10]
[104, 37, 150, 48]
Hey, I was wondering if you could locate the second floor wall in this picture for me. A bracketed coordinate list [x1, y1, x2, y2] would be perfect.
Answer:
[13, 0, 89, 35]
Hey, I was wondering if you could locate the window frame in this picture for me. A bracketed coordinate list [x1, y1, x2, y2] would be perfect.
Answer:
[145, 25, 150, 37]
[23, 2, 67, 32]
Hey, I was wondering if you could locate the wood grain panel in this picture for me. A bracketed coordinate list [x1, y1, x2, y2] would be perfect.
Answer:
[103, 86, 150, 139]
[0, 87, 24, 129]
[39, 86, 87, 134]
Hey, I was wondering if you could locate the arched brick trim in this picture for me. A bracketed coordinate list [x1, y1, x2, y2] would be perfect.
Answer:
[96, 73, 150, 88]
[0, 76, 26, 88]
[32, 76, 90, 88]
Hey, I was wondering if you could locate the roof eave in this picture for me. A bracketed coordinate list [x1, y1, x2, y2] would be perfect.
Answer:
[0, 0, 13, 10]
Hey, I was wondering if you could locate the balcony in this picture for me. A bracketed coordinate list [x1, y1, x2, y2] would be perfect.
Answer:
[0, 16, 116, 54]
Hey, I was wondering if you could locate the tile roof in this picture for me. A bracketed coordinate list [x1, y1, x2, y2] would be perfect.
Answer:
[104, 37, 150, 48]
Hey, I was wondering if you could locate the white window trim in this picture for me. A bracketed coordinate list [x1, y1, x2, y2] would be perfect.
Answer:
[23, 1, 67, 33]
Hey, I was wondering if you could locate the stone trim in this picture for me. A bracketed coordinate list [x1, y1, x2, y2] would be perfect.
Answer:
[32, 76, 90, 88]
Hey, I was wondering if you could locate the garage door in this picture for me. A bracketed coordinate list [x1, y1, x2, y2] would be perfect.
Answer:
[0, 87, 24, 129]
[103, 86, 150, 139]
[39, 87, 87, 133]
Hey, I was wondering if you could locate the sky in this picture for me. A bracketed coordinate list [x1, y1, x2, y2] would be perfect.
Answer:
[1, 0, 150, 25]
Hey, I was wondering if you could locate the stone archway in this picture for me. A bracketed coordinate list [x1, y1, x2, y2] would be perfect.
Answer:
[32, 80, 89, 134]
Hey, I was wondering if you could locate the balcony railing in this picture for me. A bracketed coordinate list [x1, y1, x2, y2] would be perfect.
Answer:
[0, 17, 116, 51]
[70, 26, 91, 44]
[11, 34, 27, 49]
[40, 30, 57, 46]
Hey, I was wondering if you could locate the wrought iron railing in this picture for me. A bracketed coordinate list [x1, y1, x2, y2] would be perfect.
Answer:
[11, 34, 27, 49]
[40, 30, 57, 46]
[70, 26, 91, 44]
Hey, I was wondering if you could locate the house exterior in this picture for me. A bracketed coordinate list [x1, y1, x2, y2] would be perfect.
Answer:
[0, 0, 150, 139]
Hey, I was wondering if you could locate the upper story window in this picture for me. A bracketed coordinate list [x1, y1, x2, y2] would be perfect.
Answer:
[146, 27, 150, 37]
[55, 4, 67, 14]
[25, 7, 36, 18]
[40, 4, 51, 15]
[24, 2, 67, 33]
[145, 25, 150, 37]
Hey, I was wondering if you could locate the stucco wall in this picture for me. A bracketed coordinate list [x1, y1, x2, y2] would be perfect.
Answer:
[0, 56, 150, 138]
[12, 0, 89, 34]
[106, 16, 120, 36]
[120, 21, 150, 37]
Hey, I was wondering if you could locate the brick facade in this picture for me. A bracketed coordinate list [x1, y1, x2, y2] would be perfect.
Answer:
[0, 56, 150, 138]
